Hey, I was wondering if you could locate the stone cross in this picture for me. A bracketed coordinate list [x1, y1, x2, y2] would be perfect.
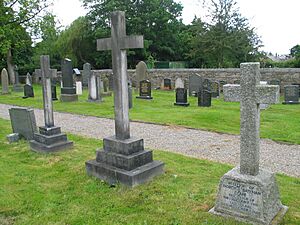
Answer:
[1, 68, 9, 94]
[223, 63, 279, 176]
[40, 55, 54, 128]
[97, 11, 143, 140]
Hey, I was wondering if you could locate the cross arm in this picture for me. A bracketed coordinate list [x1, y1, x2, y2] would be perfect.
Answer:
[120, 35, 144, 49]
[97, 38, 112, 51]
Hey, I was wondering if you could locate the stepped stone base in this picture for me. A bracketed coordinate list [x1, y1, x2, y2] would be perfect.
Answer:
[60, 94, 78, 102]
[30, 126, 73, 153]
[86, 136, 164, 187]
[209, 167, 288, 225]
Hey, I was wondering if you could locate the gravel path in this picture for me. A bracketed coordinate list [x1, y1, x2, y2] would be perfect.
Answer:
[0, 103, 299, 178]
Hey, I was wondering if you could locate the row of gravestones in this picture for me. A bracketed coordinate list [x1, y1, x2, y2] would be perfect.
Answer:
[4, 11, 291, 225]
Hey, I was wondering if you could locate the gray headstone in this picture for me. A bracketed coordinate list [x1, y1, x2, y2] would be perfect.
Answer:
[162, 78, 172, 90]
[174, 88, 189, 106]
[211, 81, 220, 98]
[86, 11, 164, 187]
[136, 61, 147, 91]
[189, 74, 202, 96]
[210, 62, 287, 225]
[1, 68, 9, 94]
[23, 84, 34, 98]
[198, 90, 211, 107]
[175, 78, 184, 89]
[219, 80, 227, 93]
[82, 63, 91, 86]
[12, 65, 23, 92]
[283, 85, 299, 104]
[88, 71, 102, 102]
[60, 58, 78, 102]
[9, 107, 37, 140]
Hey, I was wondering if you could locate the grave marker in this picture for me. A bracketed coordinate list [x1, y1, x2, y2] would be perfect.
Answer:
[25, 73, 32, 85]
[30, 55, 73, 153]
[189, 74, 202, 96]
[282, 85, 299, 104]
[162, 78, 172, 90]
[135, 61, 147, 92]
[12, 65, 23, 92]
[136, 80, 153, 100]
[23, 84, 34, 99]
[1, 68, 9, 94]
[86, 11, 164, 187]
[174, 88, 189, 106]
[88, 68, 102, 102]
[210, 62, 287, 225]
[60, 58, 78, 102]
[175, 78, 184, 89]
[211, 81, 220, 98]
[198, 90, 211, 107]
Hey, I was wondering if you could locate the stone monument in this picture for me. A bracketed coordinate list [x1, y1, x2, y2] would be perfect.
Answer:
[136, 80, 153, 100]
[1, 68, 9, 94]
[135, 61, 147, 92]
[60, 58, 78, 102]
[175, 78, 184, 89]
[189, 74, 202, 96]
[30, 55, 73, 153]
[25, 73, 32, 85]
[174, 88, 189, 106]
[210, 62, 288, 225]
[12, 65, 23, 92]
[282, 85, 299, 104]
[198, 90, 211, 107]
[88, 64, 102, 102]
[86, 11, 164, 187]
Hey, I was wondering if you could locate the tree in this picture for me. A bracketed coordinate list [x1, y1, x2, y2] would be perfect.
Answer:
[0, 0, 49, 83]
[290, 44, 300, 59]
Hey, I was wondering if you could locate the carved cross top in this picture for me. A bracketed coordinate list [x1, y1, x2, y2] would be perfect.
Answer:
[223, 63, 279, 176]
[96, 11, 144, 140]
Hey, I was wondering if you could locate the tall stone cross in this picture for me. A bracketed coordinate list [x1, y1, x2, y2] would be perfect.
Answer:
[96, 11, 143, 140]
[40, 55, 55, 128]
[223, 62, 280, 176]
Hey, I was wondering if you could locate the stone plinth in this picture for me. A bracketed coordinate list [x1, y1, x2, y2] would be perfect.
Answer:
[86, 136, 164, 187]
[210, 167, 288, 225]
[30, 126, 73, 153]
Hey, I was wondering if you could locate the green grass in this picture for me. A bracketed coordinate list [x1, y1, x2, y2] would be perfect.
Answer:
[0, 118, 299, 225]
[0, 84, 299, 144]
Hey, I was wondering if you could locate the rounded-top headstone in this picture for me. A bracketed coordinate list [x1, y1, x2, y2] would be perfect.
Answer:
[136, 61, 147, 82]
[175, 78, 184, 89]
[1, 68, 9, 94]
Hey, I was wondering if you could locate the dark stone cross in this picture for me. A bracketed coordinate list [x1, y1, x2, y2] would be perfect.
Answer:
[97, 11, 143, 140]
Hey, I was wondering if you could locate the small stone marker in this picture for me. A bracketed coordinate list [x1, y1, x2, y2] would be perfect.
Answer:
[211, 81, 219, 98]
[25, 73, 32, 85]
[135, 61, 147, 92]
[30, 55, 73, 153]
[174, 88, 189, 106]
[23, 84, 34, 99]
[189, 74, 202, 96]
[210, 62, 288, 225]
[76, 81, 83, 95]
[9, 107, 37, 140]
[136, 80, 153, 100]
[1, 68, 9, 94]
[282, 85, 299, 104]
[60, 58, 78, 102]
[161, 78, 172, 90]
[86, 11, 164, 187]
[88, 68, 102, 102]
[198, 90, 211, 107]
[175, 78, 184, 89]
[219, 80, 227, 93]
[12, 65, 23, 92]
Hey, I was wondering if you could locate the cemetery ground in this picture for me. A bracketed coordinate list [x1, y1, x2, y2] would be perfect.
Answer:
[0, 84, 299, 145]
[0, 118, 300, 225]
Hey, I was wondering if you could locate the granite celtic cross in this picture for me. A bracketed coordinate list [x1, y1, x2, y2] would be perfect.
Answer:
[97, 11, 143, 140]
[223, 63, 279, 176]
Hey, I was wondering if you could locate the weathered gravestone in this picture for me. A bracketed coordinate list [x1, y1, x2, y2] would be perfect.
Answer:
[23, 84, 34, 99]
[102, 76, 112, 96]
[25, 73, 32, 85]
[210, 62, 287, 225]
[202, 78, 212, 92]
[198, 90, 211, 107]
[1, 68, 9, 94]
[175, 78, 184, 89]
[211, 81, 220, 98]
[9, 107, 37, 140]
[174, 88, 189, 106]
[135, 61, 147, 92]
[259, 81, 269, 110]
[136, 80, 153, 100]
[161, 78, 172, 90]
[189, 74, 202, 96]
[76, 81, 83, 95]
[292, 83, 300, 96]
[13, 65, 23, 92]
[88, 65, 102, 102]
[30, 55, 73, 153]
[219, 80, 227, 93]
[82, 63, 91, 87]
[60, 58, 78, 102]
[128, 80, 133, 109]
[282, 85, 299, 104]
[86, 11, 164, 187]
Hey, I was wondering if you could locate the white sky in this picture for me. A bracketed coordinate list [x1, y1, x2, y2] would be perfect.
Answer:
[51, 0, 300, 55]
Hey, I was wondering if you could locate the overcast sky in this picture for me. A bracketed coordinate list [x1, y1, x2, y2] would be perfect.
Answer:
[51, 0, 300, 55]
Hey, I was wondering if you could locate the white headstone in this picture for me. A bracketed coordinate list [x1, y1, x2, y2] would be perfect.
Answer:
[175, 78, 184, 89]
[76, 81, 83, 95]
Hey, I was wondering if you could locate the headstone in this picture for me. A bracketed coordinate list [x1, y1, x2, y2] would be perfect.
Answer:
[88, 70, 102, 102]
[25, 73, 32, 85]
[82, 63, 91, 87]
[136, 80, 153, 100]
[175, 78, 184, 89]
[162, 78, 172, 90]
[76, 81, 83, 95]
[135, 61, 147, 92]
[210, 62, 287, 225]
[9, 107, 37, 140]
[51, 80, 58, 101]
[174, 88, 189, 106]
[60, 58, 78, 102]
[189, 74, 202, 96]
[1, 68, 9, 94]
[211, 81, 220, 98]
[23, 84, 34, 99]
[292, 83, 300, 96]
[198, 90, 211, 107]
[128, 80, 133, 109]
[12, 65, 23, 92]
[33, 69, 41, 83]
[219, 80, 227, 93]
[86, 11, 164, 187]
[202, 78, 212, 92]
[260, 81, 269, 110]
[282, 85, 299, 104]
[30, 55, 73, 153]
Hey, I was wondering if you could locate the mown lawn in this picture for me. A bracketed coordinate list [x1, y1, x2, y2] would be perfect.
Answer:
[0, 118, 299, 225]
[0, 84, 299, 144]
